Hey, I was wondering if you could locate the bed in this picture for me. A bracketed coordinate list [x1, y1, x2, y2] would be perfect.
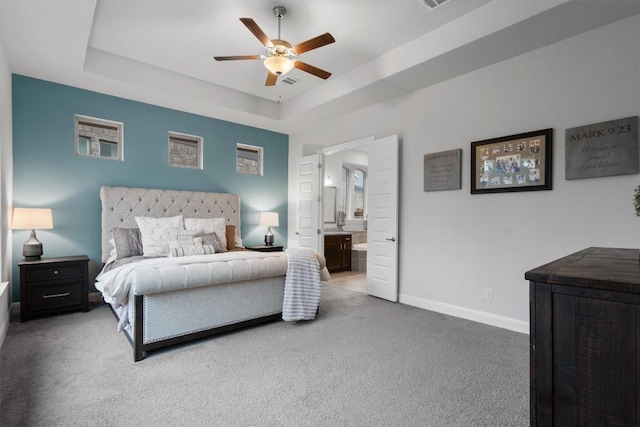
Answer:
[96, 186, 328, 361]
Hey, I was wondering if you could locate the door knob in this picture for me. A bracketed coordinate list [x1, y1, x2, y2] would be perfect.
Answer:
[386, 237, 396, 242]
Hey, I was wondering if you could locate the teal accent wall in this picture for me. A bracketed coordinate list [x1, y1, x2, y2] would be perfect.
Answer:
[11, 75, 288, 301]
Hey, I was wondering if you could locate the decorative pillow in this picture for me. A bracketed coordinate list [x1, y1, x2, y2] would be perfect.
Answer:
[176, 230, 201, 241]
[184, 218, 227, 249]
[225, 225, 236, 250]
[112, 227, 143, 259]
[167, 237, 203, 248]
[200, 232, 226, 253]
[109, 238, 117, 258]
[169, 244, 216, 257]
[135, 215, 184, 257]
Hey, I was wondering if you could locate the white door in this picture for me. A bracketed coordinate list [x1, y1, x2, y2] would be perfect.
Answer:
[367, 135, 399, 302]
[295, 154, 323, 253]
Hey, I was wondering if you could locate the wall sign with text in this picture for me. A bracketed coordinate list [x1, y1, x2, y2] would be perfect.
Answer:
[565, 116, 638, 180]
[424, 149, 462, 191]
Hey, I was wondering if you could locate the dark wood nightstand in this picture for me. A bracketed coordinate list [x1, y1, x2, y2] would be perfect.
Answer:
[19, 255, 90, 322]
[245, 245, 284, 252]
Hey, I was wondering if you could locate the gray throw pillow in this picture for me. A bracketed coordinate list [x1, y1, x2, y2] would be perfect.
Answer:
[112, 227, 144, 259]
[200, 232, 226, 253]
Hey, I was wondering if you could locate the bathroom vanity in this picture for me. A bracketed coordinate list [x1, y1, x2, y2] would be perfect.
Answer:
[324, 232, 352, 272]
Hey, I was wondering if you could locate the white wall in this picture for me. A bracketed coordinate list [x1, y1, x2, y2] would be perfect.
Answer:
[288, 16, 640, 332]
[0, 39, 13, 345]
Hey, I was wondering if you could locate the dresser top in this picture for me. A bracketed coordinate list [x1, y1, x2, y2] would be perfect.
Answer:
[525, 247, 640, 292]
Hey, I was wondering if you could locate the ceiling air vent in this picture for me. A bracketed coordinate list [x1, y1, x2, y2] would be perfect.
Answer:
[281, 77, 300, 86]
[423, 0, 450, 10]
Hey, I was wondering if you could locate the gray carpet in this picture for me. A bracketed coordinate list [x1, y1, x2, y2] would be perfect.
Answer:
[1, 284, 529, 426]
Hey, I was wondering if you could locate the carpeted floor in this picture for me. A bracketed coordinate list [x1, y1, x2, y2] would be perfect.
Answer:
[1, 284, 529, 426]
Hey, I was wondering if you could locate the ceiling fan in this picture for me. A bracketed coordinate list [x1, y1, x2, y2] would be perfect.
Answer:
[214, 6, 335, 86]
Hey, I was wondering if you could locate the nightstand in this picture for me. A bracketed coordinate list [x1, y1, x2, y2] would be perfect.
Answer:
[245, 245, 284, 252]
[19, 255, 90, 322]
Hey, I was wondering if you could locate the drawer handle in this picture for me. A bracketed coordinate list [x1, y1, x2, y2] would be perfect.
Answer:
[42, 292, 70, 299]
[53, 270, 59, 275]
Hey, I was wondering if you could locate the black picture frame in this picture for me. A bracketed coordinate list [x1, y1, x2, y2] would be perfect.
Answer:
[471, 128, 552, 194]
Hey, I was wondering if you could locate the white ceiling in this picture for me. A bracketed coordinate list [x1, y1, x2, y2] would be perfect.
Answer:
[0, 0, 638, 134]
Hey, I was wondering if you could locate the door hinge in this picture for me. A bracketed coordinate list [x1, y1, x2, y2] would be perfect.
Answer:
[317, 229, 321, 235]
[317, 163, 322, 169]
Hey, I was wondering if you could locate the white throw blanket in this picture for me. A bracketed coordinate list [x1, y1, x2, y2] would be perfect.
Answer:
[282, 248, 321, 321]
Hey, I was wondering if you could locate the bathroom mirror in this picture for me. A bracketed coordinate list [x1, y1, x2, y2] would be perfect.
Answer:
[324, 186, 336, 223]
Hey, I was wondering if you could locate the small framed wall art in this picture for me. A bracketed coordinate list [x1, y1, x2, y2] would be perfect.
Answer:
[424, 149, 462, 191]
[471, 128, 552, 194]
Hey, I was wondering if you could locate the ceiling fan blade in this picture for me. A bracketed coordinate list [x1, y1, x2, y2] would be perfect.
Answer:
[294, 61, 332, 80]
[240, 18, 274, 48]
[265, 72, 278, 86]
[214, 55, 262, 61]
[292, 33, 335, 55]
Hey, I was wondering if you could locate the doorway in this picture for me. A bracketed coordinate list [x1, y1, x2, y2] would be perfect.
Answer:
[323, 145, 369, 293]
[295, 135, 399, 301]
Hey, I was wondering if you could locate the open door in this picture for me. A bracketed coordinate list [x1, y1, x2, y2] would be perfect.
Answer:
[295, 154, 323, 253]
[367, 135, 399, 302]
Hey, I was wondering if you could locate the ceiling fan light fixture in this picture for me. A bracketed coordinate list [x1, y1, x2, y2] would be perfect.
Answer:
[264, 56, 294, 75]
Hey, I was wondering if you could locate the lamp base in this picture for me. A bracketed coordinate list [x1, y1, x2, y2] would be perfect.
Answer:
[264, 228, 274, 246]
[23, 230, 43, 261]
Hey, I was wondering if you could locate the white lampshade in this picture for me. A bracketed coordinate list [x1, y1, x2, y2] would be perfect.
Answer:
[259, 212, 279, 227]
[264, 56, 294, 76]
[11, 208, 54, 230]
[12, 208, 54, 261]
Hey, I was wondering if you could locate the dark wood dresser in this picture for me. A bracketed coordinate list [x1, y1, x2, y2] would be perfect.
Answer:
[525, 247, 640, 426]
[19, 255, 90, 322]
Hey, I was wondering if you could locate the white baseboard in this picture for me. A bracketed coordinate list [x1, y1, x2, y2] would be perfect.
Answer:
[399, 293, 529, 335]
[0, 282, 9, 348]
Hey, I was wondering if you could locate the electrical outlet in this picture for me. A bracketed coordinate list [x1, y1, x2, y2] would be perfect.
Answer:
[484, 288, 493, 300]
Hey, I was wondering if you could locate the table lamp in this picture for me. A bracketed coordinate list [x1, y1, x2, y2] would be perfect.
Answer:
[11, 208, 54, 261]
[259, 212, 279, 246]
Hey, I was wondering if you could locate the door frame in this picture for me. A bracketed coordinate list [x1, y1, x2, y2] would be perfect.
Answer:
[321, 136, 375, 156]
[320, 135, 400, 302]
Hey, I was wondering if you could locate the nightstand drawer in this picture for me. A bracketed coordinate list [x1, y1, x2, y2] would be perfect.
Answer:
[26, 264, 83, 282]
[27, 282, 84, 311]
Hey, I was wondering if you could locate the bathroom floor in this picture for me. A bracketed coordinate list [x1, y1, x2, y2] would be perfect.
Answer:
[327, 271, 367, 293]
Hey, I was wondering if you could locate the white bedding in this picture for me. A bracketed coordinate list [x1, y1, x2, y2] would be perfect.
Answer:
[96, 251, 289, 306]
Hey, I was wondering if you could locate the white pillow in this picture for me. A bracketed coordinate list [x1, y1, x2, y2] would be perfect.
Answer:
[167, 237, 203, 248]
[184, 218, 227, 248]
[135, 215, 184, 257]
[109, 238, 116, 258]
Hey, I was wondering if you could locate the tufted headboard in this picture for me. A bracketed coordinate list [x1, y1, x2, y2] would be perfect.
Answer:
[100, 186, 241, 262]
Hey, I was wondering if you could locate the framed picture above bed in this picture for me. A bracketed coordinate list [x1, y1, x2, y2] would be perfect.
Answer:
[470, 128, 553, 195]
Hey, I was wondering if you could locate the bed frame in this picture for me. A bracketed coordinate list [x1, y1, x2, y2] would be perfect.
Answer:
[100, 186, 285, 361]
